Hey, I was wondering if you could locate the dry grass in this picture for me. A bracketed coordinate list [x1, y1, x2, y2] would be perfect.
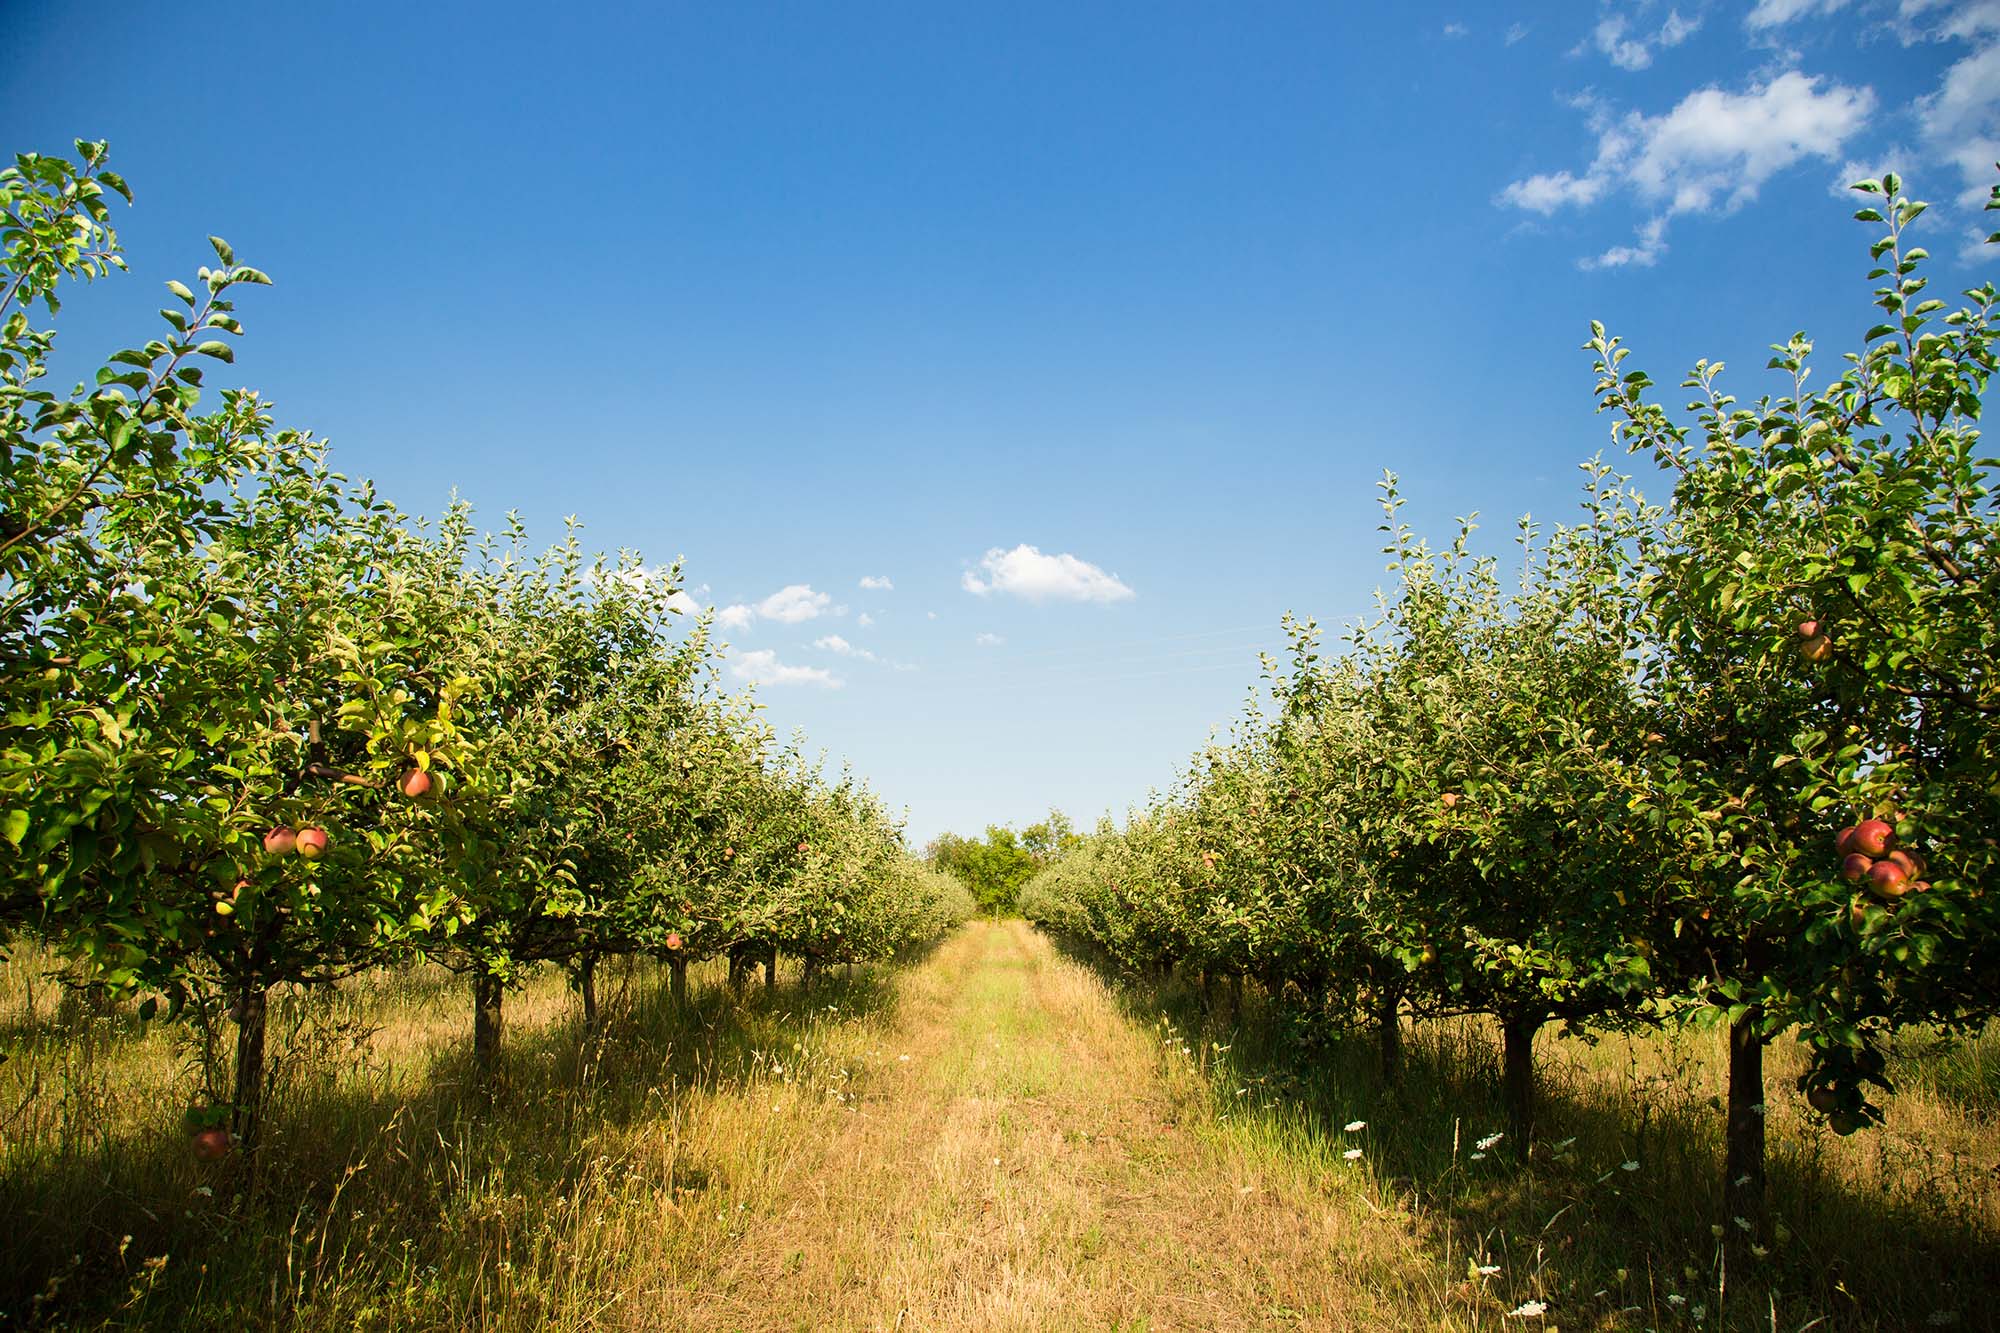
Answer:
[1101, 947, 2000, 1332]
[9, 924, 1989, 1330]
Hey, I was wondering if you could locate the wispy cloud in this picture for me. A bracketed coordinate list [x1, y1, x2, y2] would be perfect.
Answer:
[1746, 0, 1852, 29]
[1506, 21, 1531, 45]
[1499, 71, 1876, 267]
[976, 632, 1006, 646]
[1443, 21, 1470, 38]
[1585, 7, 1701, 70]
[960, 544, 1136, 603]
[730, 648, 842, 688]
[815, 634, 878, 662]
[858, 575, 894, 591]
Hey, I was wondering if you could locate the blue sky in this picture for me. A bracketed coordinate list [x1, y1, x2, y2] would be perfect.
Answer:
[10, 1, 1997, 846]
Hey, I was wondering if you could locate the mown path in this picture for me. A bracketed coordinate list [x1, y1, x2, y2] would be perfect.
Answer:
[626, 919, 1434, 1331]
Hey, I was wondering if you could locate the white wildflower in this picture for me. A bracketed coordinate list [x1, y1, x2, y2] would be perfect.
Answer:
[1506, 1300, 1548, 1318]
[1477, 1264, 1500, 1277]
[1345, 1120, 1367, 1133]
[1620, 1159, 1640, 1172]
[1476, 1132, 1504, 1151]
[1343, 1148, 1364, 1161]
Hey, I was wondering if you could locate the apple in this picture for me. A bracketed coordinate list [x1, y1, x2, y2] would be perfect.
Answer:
[1840, 853, 1874, 882]
[264, 826, 297, 857]
[192, 1127, 232, 1161]
[664, 931, 683, 951]
[1828, 1108, 1864, 1137]
[1885, 849, 1921, 879]
[1834, 825, 1860, 857]
[1797, 619, 1821, 639]
[1441, 793, 1460, 809]
[295, 827, 329, 860]
[1852, 819, 1895, 859]
[1866, 860, 1910, 899]
[1418, 944, 1438, 964]
[398, 768, 433, 799]
[1800, 633, 1834, 663]
[1806, 1086, 1838, 1113]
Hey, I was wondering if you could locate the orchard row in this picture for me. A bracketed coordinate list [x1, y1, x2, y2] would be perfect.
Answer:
[1022, 172, 2000, 1257]
[0, 143, 972, 1154]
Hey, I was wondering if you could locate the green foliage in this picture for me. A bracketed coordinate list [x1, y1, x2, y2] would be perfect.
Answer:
[0, 140, 965, 1144]
[926, 811, 1077, 915]
[1022, 170, 2000, 1244]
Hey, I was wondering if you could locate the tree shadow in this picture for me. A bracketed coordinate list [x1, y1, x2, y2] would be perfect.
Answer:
[1056, 935, 2000, 1333]
[0, 954, 906, 1330]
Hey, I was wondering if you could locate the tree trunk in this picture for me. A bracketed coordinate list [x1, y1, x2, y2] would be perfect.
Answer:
[669, 957, 688, 1008]
[728, 946, 750, 993]
[473, 972, 504, 1079]
[801, 957, 820, 991]
[1228, 973, 1244, 1018]
[1501, 1012, 1541, 1149]
[846, 961, 855, 982]
[765, 943, 779, 995]
[1725, 1007, 1768, 1266]
[1377, 988, 1403, 1083]
[231, 983, 269, 1151]
[579, 952, 599, 1032]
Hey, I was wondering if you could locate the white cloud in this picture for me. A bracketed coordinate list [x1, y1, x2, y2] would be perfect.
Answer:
[1748, 0, 1853, 28]
[730, 649, 842, 689]
[857, 612, 875, 627]
[717, 603, 755, 629]
[1916, 37, 2000, 203]
[926, 610, 938, 620]
[814, 634, 879, 662]
[756, 584, 831, 623]
[1581, 215, 1670, 268]
[1499, 71, 1876, 263]
[858, 575, 894, 591]
[976, 632, 1006, 646]
[1443, 22, 1469, 38]
[960, 544, 1136, 603]
[1591, 9, 1701, 71]
[1506, 21, 1531, 45]
[666, 590, 700, 616]
[1499, 169, 1609, 214]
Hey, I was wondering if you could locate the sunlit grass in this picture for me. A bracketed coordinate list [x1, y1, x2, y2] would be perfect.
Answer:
[1109, 950, 2000, 1331]
[0, 938, 904, 1331]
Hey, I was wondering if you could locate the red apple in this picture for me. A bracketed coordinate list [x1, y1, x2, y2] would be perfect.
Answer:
[1834, 825, 1859, 857]
[263, 826, 297, 857]
[1441, 792, 1460, 809]
[295, 827, 329, 860]
[664, 931, 683, 951]
[1885, 849, 1920, 879]
[1806, 1086, 1838, 1113]
[1840, 853, 1874, 882]
[192, 1127, 232, 1161]
[1800, 633, 1834, 663]
[1797, 619, 1821, 639]
[1852, 819, 1895, 859]
[1866, 860, 1910, 899]
[398, 768, 433, 799]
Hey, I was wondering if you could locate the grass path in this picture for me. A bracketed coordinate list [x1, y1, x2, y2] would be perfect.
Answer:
[622, 919, 1433, 1331]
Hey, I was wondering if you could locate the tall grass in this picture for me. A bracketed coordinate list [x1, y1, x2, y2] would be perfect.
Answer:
[1097, 950, 2000, 1332]
[0, 940, 901, 1331]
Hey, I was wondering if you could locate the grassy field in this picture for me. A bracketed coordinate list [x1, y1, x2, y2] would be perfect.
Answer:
[1109, 952, 2000, 1331]
[1, 923, 1995, 1330]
